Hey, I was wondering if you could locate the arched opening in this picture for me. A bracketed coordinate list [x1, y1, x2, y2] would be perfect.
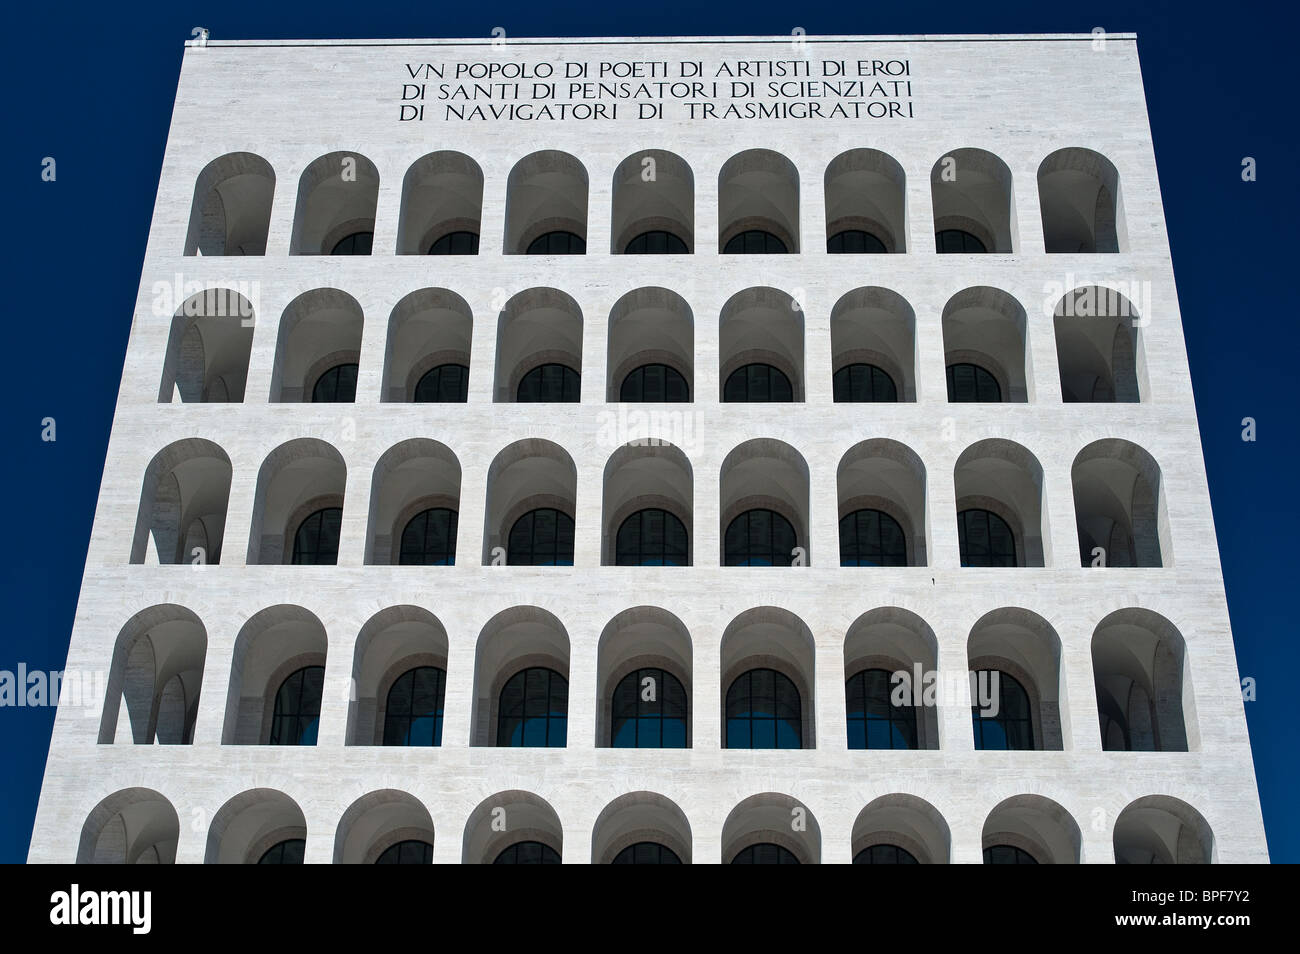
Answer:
[844, 608, 940, 750]
[247, 438, 346, 565]
[592, 792, 692, 863]
[222, 605, 327, 744]
[1114, 796, 1213, 863]
[347, 605, 450, 746]
[99, 604, 207, 745]
[611, 150, 694, 253]
[602, 441, 693, 566]
[1072, 439, 1167, 568]
[721, 607, 815, 749]
[270, 288, 364, 403]
[481, 438, 577, 565]
[597, 606, 693, 748]
[1092, 608, 1195, 752]
[851, 795, 950, 863]
[967, 608, 1067, 751]
[718, 149, 800, 252]
[720, 439, 809, 566]
[1038, 147, 1124, 252]
[954, 439, 1047, 567]
[824, 148, 906, 253]
[471, 606, 570, 747]
[159, 288, 255, 403]
[504, 150, 588, 254]
[606, 287, 694, 402]
[396, 151, 483, 254]
[205, 789, 306, 863]
[982, 795, 1081, 863]
[334, 790, 435, 863]
[930, 148, 1015, 253]
[462, 791, 562, 863]
[719, 287, 804, 402]
[382, 288, 473, 402]
[942, 287, 1030, 403]
[493, 287, 583, 403]
[837, 439, 927, 567]
[185, 152, 275, 256]
[830, 286, 915, 402]
[721, 793, 820, 863]
[78, 788, 178, 863]
[1053, 286, 1144, 402]
[289, 151, 380, 255]
[130, 439, 231, 565]
[365, 439, 461, 565]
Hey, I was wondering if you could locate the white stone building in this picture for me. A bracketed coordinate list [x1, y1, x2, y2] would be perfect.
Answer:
[28, 32, 1268, 863]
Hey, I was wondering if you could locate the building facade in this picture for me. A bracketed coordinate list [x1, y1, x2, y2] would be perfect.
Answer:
[29, 33, 1268, 863]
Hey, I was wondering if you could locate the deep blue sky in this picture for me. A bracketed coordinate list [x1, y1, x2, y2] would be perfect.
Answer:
[2, 1, 1295, 863]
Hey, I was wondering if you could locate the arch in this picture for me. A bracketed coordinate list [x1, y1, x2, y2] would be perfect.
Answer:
[185, 152, 275, 256]
[1072, 439, 1167, 568]
[718, 149, 800, 252]
[471, 606, 570, 747]
[1091, 608, 1196, 752]
[381, 287, 474, 402]
[824, 148, 907, 252]
[837, 439, 927, 567]
[289, 151, 380, 255]
[481, 438, 577, 565]
[982, 795, 1081, 863]
[159, 288, 256, 403]
[606, 287, 694, 401]
[611, 150, 694, 253]
[130, 439, 231, 565]
[345, 605, 450, 746]
[930, 148, 1015, 253]
[99, 604, 207, 745]
[601, 441, 693, 566]
[1038, 147, 1124, 252]
[270, 288, 364, 403]
[493, 287, 583, 402]
[719, 287, 804, 401]
[829, 286, 916, 402]
[334, 789, 435, 863]
[1053, 286, 1144, 402]
[1114, 796, 1213, 863]
[504, 150, 588, 254]
[596, 606, 693, 748]
[462, 791, 563, 863]
[396, 151, 483, 254]
[942, 287, 1030, 403]
[967, 607, 1066, 751]
[365, 439, 461, 565]
[954, 439, 1047, 567]
[843, 607, 940, 750]
[719, 439, 810, 565]
[851, 794, 950, 863]
[247, 438, 347, 565]
[592, 792, 693, 863]
[205, 789, 306, 863]
[78, 788, 179, 864]
[721, 793, 820, 863]
[222, 605, 328, 744]
[721, 607, 816, 748]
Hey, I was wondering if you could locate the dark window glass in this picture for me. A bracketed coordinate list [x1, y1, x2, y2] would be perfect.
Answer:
[935, 229, 987, 253]
[615, 508, 689, 566]
[957, 509, 1017, 567]
[611, 842, 682, 864]
[722, 230, 788, 254]
[983, 844, 1039, 864]
[311, 363, 358, 403]
[497, 667, 568, 747]
[493, 840, 562, 864]
[525, 231, 585, 254]
[517, 363, 580, 402]
[832, 363, 898, 403]
[399, 508, 458, 566]
[725, 668, 802, 749]
[971, 670, 1035, 751]
[723, 363, 794, 402]
[846, 668, 918, 750]
[375, 840, 433, 864]
[292, 507, 342, 565]
[839, 509, 908, 567]
[507, 508, 575, 566]
[331, 231, 373, 255]
[428, 230, 479, 255]
[611, 667, 688, 748]
[724, 508, 798, 567]
[258, 839, 306, 864]
[731, 843, 800, 864]
[620, 363, 689, 403]
[414, 364, 469, 403]
[624, 230, 689, 254]
[853, 844, 920, 864]
[828, 229, 887, 253]
[269, 666, 324, 745]
[946, 363, 1002, 402]
[383, 666, 446, 746]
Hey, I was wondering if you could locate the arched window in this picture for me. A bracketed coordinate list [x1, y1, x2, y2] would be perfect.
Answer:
[846, 668, 917, 749]
[414, 364, 469, 402]
[983, 844, 1039, 864]
[935, 229, 986, 253]
[723, 230, 788, 254]
[854, 844, 919, 864]
[723, 363, 793, 402]
[311, 363, 358, 403]
[517, 363, 580, 402]
[399, 508, 458, 565]
[957, 509, 1017, 567]
[620, 363, 689, 402]
[428, 230, 479, 255]
[376, 839, 433, 863]
[724, 509, 797, 567]
[828, 229, 887, 253]
[615, 509, 689, 566]
[833, 363, 898, 402]
[331, 231, 374, 255]
[731, 843, 799, 864]
[624, 230, 688, 254]
[497, 667, 568, 747]
[291, 507, 342, 565]
[383, 666, 446, 746]
[611, 667, 688, 747]
[839, 509, 908, 567]
[612, 842, 683, 863]
[725, 668, 802, 749]
[258, 838, 306, 864]
[507, 508, 575, 566]
[971, 670, 1034, 750]
[525, 231, 585, 254]
[946, 363, 1001, 402]
[493, 840, 561, 864]
[269, 666, 324, 745]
